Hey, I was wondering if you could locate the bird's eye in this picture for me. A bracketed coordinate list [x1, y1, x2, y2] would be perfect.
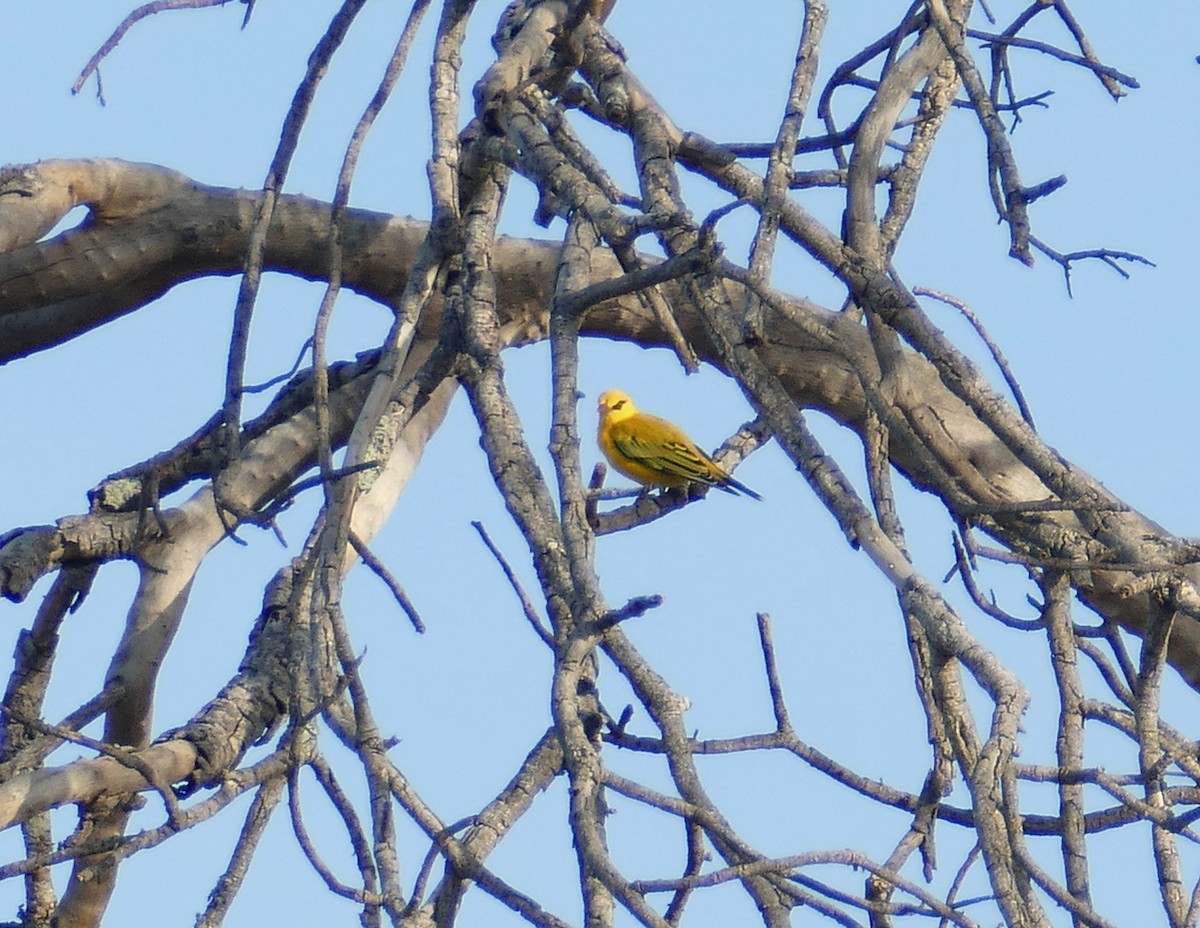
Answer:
[614, 400, 625, 410]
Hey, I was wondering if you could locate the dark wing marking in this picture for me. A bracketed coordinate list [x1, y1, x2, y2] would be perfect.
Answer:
[610, 423, 717, 484]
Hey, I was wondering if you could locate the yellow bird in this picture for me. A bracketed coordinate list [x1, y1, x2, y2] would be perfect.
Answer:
[596, 389, 761, 500]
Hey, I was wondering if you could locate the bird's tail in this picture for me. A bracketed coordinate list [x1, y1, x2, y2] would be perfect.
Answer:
[720, 474, 762, 501]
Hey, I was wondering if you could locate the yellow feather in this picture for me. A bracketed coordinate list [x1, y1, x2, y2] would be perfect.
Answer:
[596, 389, 761, 500]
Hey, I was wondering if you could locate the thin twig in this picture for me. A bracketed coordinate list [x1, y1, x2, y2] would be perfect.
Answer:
[349, 531, 426, 633]
[471, 520, 553, 647]
[3, 709, 185, 828]
[220, 0, 371, 463]
[1029, 236, 1155, 297]
[756, 613, 792, 733]
[913, 285, 1035, 428]
[72, 0, 239, 97]
[311, 0, 433, 488]
[195, 775, 286, 928]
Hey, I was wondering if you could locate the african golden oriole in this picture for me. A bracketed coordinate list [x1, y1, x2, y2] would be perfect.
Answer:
[596, 389, 761, 500]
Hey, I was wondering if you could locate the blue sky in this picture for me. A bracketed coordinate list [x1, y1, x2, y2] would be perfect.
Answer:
[2, 2, 1199, 925]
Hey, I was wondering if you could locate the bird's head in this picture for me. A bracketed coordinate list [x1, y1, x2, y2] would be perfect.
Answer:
[597, 389, 637, 421]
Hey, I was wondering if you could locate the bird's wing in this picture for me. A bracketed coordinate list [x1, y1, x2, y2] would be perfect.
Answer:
[609, 420, 716, 484]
